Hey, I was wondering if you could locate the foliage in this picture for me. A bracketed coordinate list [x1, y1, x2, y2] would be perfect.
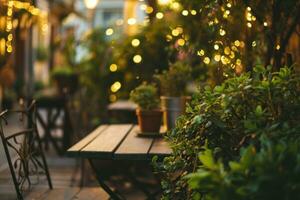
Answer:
[35, 46, 48, 61]
[111, 20, 176, 98]
[156, 65, 300, 199]
[51, 66, 76, 78]
[130, 82, 159, 110]
[187, 137, 300, 200]
[154, 61, 192, 96]
[77, 28, 113, 124]
[166, 0, 300, 71]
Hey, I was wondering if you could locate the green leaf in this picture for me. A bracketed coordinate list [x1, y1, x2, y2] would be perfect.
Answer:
[199, 149, 216, 170]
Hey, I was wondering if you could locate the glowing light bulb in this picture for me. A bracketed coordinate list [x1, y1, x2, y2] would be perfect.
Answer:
[158, 0, 171, 5]
[145, 6, 154, 14]
[111, 81, 121, 93]
[203, 57, 210, 64]
[214, 54, 221, 62]
[156, 12, 164, 19]
[234, 40, 240, 47]
[133, 55, 142, 63]
[263, 22, 268, 27]
[197, 49, 205, 56]
[105, 28, 114, 36]
[182, 10, 189, 16]
[191, 10, 197, 15]
[172, 29, 180, 36]
[177, 38, 185, 46]
[219, 29, 226, 36]
[109, 64, 118, 72]
[214, 44, 220, 50]
[127, 18, 137, 25]
[131, 39, 140, 47]
[84, 0, 99, 9]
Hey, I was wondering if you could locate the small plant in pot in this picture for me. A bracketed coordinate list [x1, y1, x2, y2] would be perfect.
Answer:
[154, 61, 192, 131]
[130, 82, 162, 134]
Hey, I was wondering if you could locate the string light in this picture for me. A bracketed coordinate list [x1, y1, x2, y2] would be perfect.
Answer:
[191, 10, 197, 15]
[131, 38, 140, 47]
[181, 10, 189, 16]
[127, 18, 137, 25]
[214, 44, 220, 50]
[145, 6, 154, 14]
[111, 81, 122, 93]
[156, 12, 164, 19]
[172, 29, 180, 36]
[105, 28, 114, 36]
[109, 64, 118, 72]
[197, 49, 205, 56]
[133, 54, 142, 63]
[177, 38, 185, 46]
[219, 29, 226, 36]
[203, 57, 210, 64]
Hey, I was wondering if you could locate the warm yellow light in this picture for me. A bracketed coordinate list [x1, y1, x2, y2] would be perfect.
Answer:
[227, 3, 232, 8]
[133, 55, 142, 63]
[219, 29, 226, 36]
[156, 12, 164, 19]
[276, 45, 280, 50]
[158, 0, 171, 5]
[177, 38, 185, 46]
[111, 81, 121, 93]
[263, 22, 268, 27]
[84, 0, 99, 9]
[203, 57, 210, 64]
[7, 46, 12, 53]
[131, 39, 140, 47]
[191, 10, 197, 15]
[109, 64, 118, 72]
[166, 34, 173, 41]
[247, 7, 251, 11]
[140, 4, 147, 10]
[105, 28, 114, 36]
[172, 29, 180, 36]
[214, 44, 219, 50]
[127, 18, 137, 25]
[176, 27, 183, 34]
[197, 49, 205, 56]
[247, 22, 252, 28]
[214, 54, 221, 62]
[171, 2, 180, 10]
[251, 16, 256, 21]
[252, 41, 257, 47]
[221, 56, 228, 65]
[224, 47, 231, 55]
[145, 6, 154, 14]
[234, 40, 240, 47]
[236, 59, 242, 65]
[182, 10, 189, 16]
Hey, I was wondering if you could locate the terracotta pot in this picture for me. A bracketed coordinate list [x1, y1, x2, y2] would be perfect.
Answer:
[136, 109, 163, 133]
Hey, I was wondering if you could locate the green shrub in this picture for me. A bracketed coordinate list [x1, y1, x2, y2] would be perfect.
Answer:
[187, 136, 300, 200]
[154, 61, 192, 96]
[130, 82, 159, 110]
[156, 65, 300, 199]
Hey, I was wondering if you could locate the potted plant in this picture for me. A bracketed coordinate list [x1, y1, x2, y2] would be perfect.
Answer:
[130, 82, 162, 134]
[154, 61, 192, 130]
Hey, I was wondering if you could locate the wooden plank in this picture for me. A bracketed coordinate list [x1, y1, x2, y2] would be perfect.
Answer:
[149, 138, 172, 158]
[114, 126, 154, 160]
[81, 124, 133, 158]
[72, 187, 109, 200]
[40, 187, 80, 200]
[67, 125, 108, 157]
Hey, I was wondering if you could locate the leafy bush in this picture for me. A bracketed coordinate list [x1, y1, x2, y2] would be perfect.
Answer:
[154, 61, 192, 96]
[156, 65, 300, 199]
[130, 83, 159, 110]
[187, 136, 300, 200]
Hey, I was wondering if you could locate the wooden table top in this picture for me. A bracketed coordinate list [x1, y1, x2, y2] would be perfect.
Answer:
[67, 124, 172, 160]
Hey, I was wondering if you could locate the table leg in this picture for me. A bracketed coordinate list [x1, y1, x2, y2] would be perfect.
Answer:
[88, 159, 125, 200]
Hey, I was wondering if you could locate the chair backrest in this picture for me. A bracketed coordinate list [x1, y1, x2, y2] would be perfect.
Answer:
[0, 100, 52, 200]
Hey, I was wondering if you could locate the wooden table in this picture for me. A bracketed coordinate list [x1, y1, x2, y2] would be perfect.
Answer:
[67, 124, 171, 199]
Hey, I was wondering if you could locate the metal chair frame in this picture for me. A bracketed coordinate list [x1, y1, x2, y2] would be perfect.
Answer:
[0, 100, 52, 200]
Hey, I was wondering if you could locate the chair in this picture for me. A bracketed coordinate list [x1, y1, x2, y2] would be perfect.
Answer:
[0, 100, 109, 200]
[0, 100, 52, 199]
